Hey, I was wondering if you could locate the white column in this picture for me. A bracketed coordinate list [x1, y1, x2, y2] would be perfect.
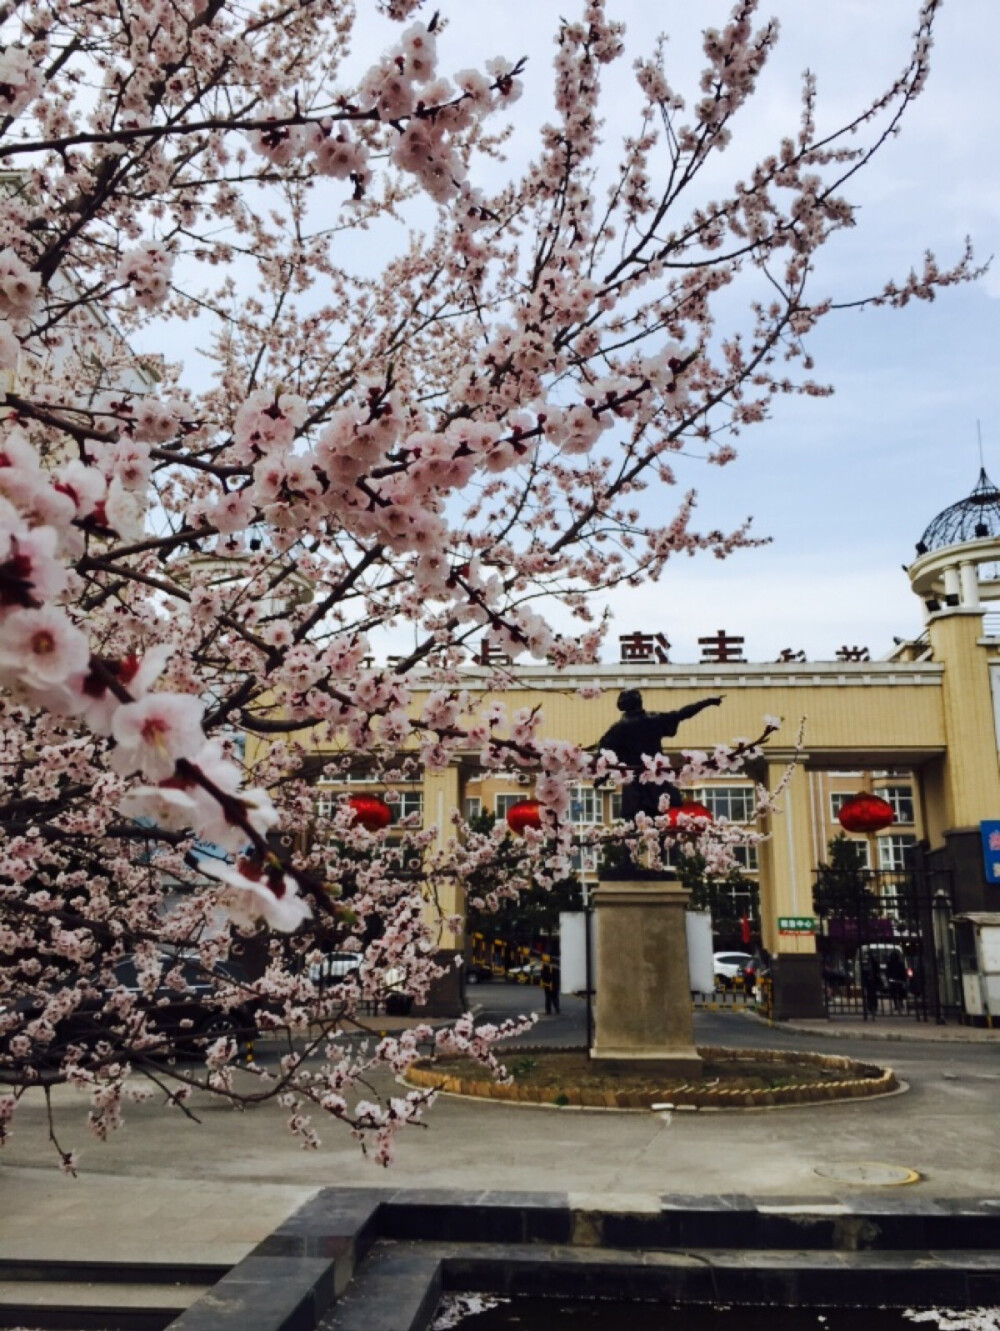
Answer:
[943, 565, 961, 602]
[960, 561, 980, 609]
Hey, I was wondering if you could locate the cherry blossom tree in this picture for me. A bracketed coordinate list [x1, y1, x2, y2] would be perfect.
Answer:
[0, 0, 975, 1168]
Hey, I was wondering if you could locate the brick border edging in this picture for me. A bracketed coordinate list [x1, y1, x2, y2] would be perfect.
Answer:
[403, 1044, 897, 1110]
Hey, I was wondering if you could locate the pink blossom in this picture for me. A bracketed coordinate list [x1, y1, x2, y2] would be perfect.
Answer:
[0, 46, 42, 117]
[0, 249, 40, 322]
[0, 525, 67, 612]
[203, 858, 313, 933]
[0, 605, 89, 689]
[110, 693, 206, 780]
[0, 319, 18, 370]
[118, 782, 199, 830]
[116, 244, 174, 311]
[79, 644, 172, 735]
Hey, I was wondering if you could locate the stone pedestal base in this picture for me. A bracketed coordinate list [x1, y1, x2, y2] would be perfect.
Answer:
[414, 948, 463, 1017]
[770, 952, 825, 1021]
[590, 880, 702, 1077]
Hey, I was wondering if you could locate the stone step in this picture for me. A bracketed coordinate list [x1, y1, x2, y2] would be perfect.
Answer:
[0, 1260, 229, 1286]
[0, 1260, 226, 1331]
[0, 1278, 209, 1330]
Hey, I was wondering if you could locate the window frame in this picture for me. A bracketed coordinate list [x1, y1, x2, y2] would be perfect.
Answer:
[569, 785, 601, 825]
[494, 793, 524, 821]
[877, 833, 917, 872]
[694, 784, 756, 824]
[878, 784, 915, 825]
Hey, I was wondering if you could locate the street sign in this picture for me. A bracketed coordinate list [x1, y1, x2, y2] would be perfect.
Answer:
[980, 821, 1000, 883]
[778, 916, 817, 935]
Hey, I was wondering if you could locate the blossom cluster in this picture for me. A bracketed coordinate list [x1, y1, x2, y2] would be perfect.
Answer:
[0, 423, 310, 932]
[0, 0, 972, 1166]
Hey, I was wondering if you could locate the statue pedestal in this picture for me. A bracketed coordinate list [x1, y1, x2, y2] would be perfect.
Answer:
[590, 880, 702, 1077]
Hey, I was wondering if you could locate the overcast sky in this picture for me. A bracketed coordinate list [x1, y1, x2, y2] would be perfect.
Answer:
[402, 0, 1000, 666]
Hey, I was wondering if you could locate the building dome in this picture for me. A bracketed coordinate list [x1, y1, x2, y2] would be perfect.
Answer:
[916, 468, 1000, 555]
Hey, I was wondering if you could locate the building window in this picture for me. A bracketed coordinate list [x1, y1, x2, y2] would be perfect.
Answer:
[829, 791, 852, 821]
[569, 786, 601, 824]
[390, 790, 423, 824]
[464, 797, 482, 821]
[878, 784, 914, 825]
[731, 843, 759, 873]
[610, 792, 622, 822]
[495, 793, 524, 821]
[314, 788, 337, 819]
[696, 785, 756, 823]
[570, 846, 598, 875]
[848, 838, 872, 869]
[877, 834, 917, 872]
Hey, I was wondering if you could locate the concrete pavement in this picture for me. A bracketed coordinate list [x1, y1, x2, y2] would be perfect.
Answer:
[2, 998, 1000, 1277]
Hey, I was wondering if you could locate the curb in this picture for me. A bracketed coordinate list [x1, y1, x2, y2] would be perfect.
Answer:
[749, 1012, 1000, 1043]
[404, 1045, 896, 1111]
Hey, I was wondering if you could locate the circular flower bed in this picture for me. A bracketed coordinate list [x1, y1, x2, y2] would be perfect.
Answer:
[404, 1045, 897, 1110]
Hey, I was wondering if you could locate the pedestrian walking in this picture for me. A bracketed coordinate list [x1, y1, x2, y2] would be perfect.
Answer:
[861, 953, 880, 1017]
[541, 955, 560, 1015]
[886, 949, 907, 1013]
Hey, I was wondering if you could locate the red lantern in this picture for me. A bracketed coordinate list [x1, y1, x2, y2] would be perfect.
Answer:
[506, 799, 542, 835]
[836, 792, 894, 834]
[666, 800, 713, 827]
[347, 793, 392, 832]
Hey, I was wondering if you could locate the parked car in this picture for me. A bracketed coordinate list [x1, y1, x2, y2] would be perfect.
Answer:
[382, 964, 414, 1015]
[307, 951, 414, 1015]
[307, 951, 363, 985]
[856, 943, 910, 995]
[1, 950, 258, 1068]
[507, 960, 542, 984]
[461, 959, 494, 986]
[713, 951, 753, 988]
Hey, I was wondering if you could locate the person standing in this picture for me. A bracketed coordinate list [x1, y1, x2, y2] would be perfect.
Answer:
[541, 955, 561, 1015]
[861, 953, 880, 1018]
[886, 949, 907, 1013]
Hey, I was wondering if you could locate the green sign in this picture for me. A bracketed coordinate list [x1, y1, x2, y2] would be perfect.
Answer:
[778, 916, 817, 934]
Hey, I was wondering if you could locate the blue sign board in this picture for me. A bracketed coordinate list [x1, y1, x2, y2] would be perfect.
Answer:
[980, 821, 1000, 883]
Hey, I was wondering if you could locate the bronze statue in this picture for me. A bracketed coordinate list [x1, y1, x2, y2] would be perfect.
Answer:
[596, 689, 723, 821]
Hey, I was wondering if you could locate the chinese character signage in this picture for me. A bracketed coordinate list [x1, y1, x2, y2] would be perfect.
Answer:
[698, 629, 745, 663]
[980, 821, 1000, 883]
[618, 631, 670, 664]
[476, 641, 512, 667]
[835, 645, 870, 662]
[777, 916, 817, 935]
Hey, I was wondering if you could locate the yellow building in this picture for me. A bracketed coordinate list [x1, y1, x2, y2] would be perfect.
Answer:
[308, 470, 1000, 1020]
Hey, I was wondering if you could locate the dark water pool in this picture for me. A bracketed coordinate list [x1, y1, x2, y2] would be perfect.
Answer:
[433, 1295, 984, 1330]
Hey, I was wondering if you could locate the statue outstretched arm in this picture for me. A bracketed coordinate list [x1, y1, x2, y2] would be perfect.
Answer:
[665, 696, 723, 725]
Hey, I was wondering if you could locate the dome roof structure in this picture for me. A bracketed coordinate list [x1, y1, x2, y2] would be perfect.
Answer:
[916, 468, 1000, 555]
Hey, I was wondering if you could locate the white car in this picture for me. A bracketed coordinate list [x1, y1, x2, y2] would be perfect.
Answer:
[307, 951, 362, 984]
[308, 952, 413, 1014]
[713, 951, 753, 987]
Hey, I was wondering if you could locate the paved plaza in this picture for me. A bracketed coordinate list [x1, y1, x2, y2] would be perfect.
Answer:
[2, 995, 1000, 1272]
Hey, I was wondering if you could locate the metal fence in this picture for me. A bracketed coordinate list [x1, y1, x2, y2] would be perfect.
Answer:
[814, 867, 960, 1023]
